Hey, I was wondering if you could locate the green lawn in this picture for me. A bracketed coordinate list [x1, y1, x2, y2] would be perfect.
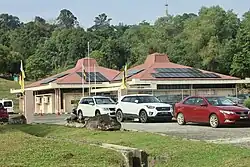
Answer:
[1, 124, 250, 167]
[0, 78, 32, 112]
[0, 125, 124, 167]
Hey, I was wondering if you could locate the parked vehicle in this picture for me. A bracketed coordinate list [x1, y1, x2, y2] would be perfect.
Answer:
[175, 96, 250, 128]
[0, 99, 14, 114]
[232, 94, 250, 102]
[157, 94, 189, 106]
[115, 94, 173, 123]
[226, 96, 244, 104]
[76, 96, 116, 119]
[0, 103, 9, 123]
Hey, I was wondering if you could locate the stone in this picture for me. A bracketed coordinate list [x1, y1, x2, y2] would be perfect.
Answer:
[9, 115, 27, 124]
[101, 143, 148, 167]
[84, 114, 121, 131]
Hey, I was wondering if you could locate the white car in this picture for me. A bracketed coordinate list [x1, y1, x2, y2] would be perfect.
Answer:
[0, 99, 14, 114]
[115, 94, 173, 123]
[76, 96, 116, 119]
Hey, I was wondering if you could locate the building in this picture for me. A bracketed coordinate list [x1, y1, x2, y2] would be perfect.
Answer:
[11, 53, 250, 114]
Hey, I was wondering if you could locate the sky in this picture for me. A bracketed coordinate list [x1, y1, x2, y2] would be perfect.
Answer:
[0, 0, 250, 28]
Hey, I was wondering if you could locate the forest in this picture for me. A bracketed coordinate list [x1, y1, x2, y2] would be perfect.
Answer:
[0, 5, 250, 80]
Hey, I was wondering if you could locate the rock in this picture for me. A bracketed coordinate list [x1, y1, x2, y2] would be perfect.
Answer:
[101, 143, 148, 167]
[9, 115, 27, 124]
[84, 114, 121, 131]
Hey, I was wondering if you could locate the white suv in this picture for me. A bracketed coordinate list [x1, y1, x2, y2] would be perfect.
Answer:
[76, 96, 116, 119]
[115, 94, 173, 123]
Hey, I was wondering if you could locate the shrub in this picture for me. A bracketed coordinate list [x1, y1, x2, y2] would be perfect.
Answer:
[243, 98, 250, 108]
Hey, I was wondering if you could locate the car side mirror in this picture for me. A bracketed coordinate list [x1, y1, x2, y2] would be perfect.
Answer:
[135, 100, 139, 104]
[200, 103, 208, 107]
[89, 102, 94, 105]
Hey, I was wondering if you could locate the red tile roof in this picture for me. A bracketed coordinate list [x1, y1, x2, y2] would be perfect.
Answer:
[113, 53, 239, 81]
[26, 53, 240, 88]
[26, 58, 120, 88]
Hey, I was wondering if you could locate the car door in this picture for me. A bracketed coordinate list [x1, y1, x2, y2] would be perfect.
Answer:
[129, 96, 141, 116]
[79, 98, 95, 117]
[192, 97, 210, 122]
[181, 97, 197, 121]
[119, 96, 131, 115]
[85, 98, 96, 117]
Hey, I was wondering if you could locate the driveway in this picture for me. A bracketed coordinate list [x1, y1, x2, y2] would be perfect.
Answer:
[33, 114, 250, 148]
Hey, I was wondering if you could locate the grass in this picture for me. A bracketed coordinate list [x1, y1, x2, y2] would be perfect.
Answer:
[0, 78, 32, 112]
[0, 125, 124, 167]
[1, 124, 250, 167]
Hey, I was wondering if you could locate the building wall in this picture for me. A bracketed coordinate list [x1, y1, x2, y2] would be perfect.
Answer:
[128, 88, 235, 97]
[19, 97, 24, 113]
[63, 93, 83, 113]
[34, 94, 55, 114]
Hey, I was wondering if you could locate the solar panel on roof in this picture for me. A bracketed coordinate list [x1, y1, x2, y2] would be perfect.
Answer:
[154, 68, 201, 73]
[41, 78, 57, 84]
[114, 69, 144, 81]
[76, 72, 109, 82]
[54, 73, 69, 79]
[152, 72, 221, 78]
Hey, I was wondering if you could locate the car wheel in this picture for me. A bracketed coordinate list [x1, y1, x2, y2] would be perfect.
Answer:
[139, 110, 148, 123]
[95, 110, 101, 116]
[177, 113, 186, 125]
[78, 110, 83, 120]
[209, 114, 219, 128]
[116, 110, 124, 122]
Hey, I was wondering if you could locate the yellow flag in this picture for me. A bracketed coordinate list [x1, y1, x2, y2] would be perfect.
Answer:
[19, 60, 26, 93]
[121, 64, 127, 89]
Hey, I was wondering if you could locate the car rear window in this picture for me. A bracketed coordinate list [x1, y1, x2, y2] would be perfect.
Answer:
[4, 101, 12, 107]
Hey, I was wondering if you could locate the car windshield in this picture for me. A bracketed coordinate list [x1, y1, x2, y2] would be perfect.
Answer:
[138, 96, 161, 103]
[206, 97, 235, 106]
[95, 98, 115, 104]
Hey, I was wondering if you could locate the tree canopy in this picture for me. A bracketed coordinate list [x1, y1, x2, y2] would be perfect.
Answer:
[1, 7, 250, 80]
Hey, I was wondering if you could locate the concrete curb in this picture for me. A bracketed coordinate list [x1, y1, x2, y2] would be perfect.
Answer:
[101, 143, 148, 167]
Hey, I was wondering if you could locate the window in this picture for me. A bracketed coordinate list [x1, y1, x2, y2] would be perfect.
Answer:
[194, 98, 204, 105]
[121, 97, 131, 102]
[80, 98, 94, 104]
[137, 96, 160, 103]
[183, 98, 196, 105]
[206, 97, 235, 106]
[95, 98, 115, 104]
[3, 101, 12, 107]
[130, 96, 138, 103]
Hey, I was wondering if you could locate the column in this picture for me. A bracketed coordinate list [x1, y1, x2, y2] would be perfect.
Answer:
[118, 88, 128, 99]
[58, 89, 62, 113]
[24, 90, 34, 124]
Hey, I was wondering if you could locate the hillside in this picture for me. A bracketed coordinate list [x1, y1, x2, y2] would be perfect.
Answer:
[0, 78, 31, 112]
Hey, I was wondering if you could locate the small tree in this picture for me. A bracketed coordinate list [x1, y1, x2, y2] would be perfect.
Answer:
[243, 98, 250, 108]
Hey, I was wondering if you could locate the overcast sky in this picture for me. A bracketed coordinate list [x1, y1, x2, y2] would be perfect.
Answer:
[0, 0, 249, 28]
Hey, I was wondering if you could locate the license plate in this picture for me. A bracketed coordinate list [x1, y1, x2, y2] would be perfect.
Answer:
[240, 116, 248, 119]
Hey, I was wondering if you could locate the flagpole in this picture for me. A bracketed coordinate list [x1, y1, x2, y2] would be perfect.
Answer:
[88, 41, 91, 96]
[94, 64, 97, 95]
[81, 63, 84, 97]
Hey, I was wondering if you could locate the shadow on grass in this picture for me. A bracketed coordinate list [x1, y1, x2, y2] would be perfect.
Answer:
[5, 124, 56, 137]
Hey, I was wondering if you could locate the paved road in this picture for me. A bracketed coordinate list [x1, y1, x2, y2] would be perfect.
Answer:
[33, 114, 250, 148]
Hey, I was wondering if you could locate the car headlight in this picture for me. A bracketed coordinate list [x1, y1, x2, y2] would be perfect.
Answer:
[146, 105, 155, 109]
[220, 110, 235, 115]
[102, 108, 109, 111]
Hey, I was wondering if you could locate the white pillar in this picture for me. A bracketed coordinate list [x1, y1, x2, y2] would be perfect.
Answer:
[24, 90, 34, 124]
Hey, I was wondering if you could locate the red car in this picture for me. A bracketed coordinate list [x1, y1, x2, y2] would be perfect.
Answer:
[174, 96, 250, 128]
[0, 104, 9, 123]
